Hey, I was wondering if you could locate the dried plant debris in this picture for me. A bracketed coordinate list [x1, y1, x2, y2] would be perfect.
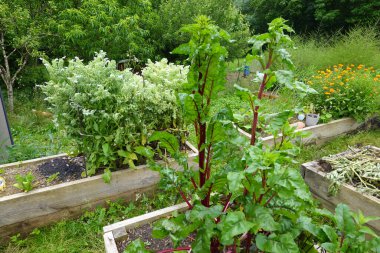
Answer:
[319, 146, 379, 198]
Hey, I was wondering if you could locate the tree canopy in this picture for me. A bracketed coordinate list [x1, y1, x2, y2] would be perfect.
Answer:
[235, 0, 380, 33]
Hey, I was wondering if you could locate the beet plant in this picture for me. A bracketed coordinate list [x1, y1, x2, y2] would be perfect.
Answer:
[128, 17, 379, 253]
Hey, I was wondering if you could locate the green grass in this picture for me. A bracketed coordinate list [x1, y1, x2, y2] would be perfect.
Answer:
[291, 26, 380, 78]
[296, 129, 380, 164]
[1, 192, 179, 253]
[0, 88, 74, 164]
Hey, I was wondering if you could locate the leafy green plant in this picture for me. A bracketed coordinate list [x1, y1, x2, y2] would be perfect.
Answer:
[300, 204, 380, 253]
[304, 64, 380, 121]
[42, 53, 188, 177]
[129, 17, 321, 253]
[46, 172, 59, 184]
[13, 172, 34, 192]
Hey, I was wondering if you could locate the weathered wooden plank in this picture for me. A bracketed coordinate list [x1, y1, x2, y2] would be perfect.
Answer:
[104, 231, 119, 253]
[239, 118, 362, 147]
[103, 202, 188, 237]
[302, 160, 380, 234]
[0, 153, 67, 169]
[185, 141, 199, 154]
[103, 203, 188, 252]
[0, 151, 197, 241]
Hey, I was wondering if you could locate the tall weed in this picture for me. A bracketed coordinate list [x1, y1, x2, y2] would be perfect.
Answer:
[292, 26, 380, 78]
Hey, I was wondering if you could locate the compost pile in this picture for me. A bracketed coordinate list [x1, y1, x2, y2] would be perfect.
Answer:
[319, 146, 380, 198]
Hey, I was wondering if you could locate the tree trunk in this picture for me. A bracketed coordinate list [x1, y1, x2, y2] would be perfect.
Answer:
[7, 83, 14, 113]
[0, 32, 28, 113]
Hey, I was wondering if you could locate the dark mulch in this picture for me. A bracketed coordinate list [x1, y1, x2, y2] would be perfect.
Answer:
[118, 223, 195, 252]
[38, 156, 85, 182]
[0, 155, 87, 196]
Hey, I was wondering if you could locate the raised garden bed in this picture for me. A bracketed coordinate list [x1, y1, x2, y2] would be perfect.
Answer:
[103, 202, 188, 253]
[238, 118, 362, 146]
[301, 146, 380, 234]
[0, 142, 198, 242]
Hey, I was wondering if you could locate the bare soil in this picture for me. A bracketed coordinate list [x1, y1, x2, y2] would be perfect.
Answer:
[0, 144, 193, 197]
[0, 156, 85, 197]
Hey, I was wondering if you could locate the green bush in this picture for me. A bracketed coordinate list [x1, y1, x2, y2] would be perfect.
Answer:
[16, 65, 49, 89]
[304, 64, 380, 120]
[42, 52, 188, 175]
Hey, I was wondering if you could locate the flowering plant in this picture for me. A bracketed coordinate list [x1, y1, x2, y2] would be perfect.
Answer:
[305, 64, 380, 121]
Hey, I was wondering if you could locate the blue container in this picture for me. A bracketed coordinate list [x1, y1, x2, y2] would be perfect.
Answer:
[243, 65, 250, 77]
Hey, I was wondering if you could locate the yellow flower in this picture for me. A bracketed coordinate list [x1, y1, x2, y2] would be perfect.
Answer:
[325, 92, 331, 95]
[323, 86, 328, 90]
[329, 82, 334, 86]
[337, 75, 342, 79]
[338, 64, 343, 67]
[330, 88, 335, 93]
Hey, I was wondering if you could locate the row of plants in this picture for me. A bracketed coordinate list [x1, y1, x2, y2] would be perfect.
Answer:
[41, 55, 188, 178]
[123, 17, 379, 252]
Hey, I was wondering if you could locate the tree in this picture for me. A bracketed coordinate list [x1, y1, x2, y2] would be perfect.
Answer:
[234, 0, 317, 34]
[234, 0, 380, 34]
[314, 0, 380, 31]
[153, 0, 251, 60]
[0, 1, 40, 112]
[45, 0, 156, 64]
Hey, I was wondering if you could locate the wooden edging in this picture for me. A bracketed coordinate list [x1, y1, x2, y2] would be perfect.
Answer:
[301, 149, 380, 235]
[103, 202, 188, 253]
[0, 142, 197, 242]
[0, 153, 67, 170]
[238, 118, 362, 146]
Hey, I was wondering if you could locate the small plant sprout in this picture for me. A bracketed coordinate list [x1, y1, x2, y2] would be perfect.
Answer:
[13, 172, 35, 192]
[46, 172, 60, 184]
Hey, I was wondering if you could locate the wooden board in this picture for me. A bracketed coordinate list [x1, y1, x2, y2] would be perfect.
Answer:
[0, 151, 197, 242]
[301, 160, 380, 234]
[238, 118, 362, 147]
[0, 153, 67, 169]
[103, 203, 188, 253]
[104, 231, 119, 253]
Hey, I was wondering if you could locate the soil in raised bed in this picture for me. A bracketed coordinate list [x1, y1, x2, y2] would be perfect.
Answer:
[0, 156, 85, 197]
[0, 144, 194, 197]
[117, 223, 195, 252]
